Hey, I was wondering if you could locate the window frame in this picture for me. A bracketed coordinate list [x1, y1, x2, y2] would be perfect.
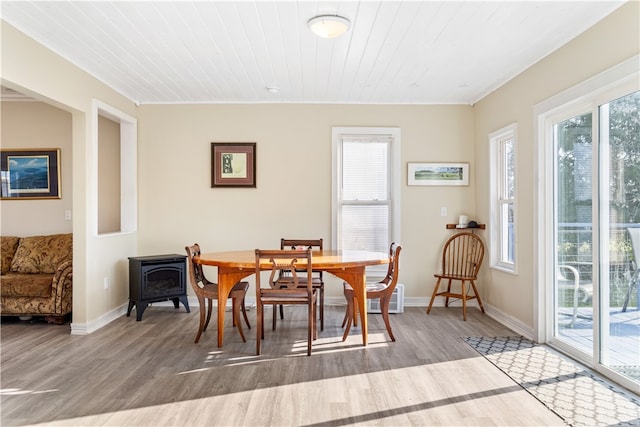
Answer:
[331, 127, 401, 276]
[489, 123, 518, 273]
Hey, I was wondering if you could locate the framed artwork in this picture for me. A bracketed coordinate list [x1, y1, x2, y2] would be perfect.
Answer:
[211, 142, 256, 187]
[1, 148, 61, 199]
[407, 162, 469, 186]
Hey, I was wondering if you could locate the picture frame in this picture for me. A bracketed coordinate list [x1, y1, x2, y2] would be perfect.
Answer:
[211, 142, 256, 188]
[1, 148, 61, 199]
[407, 162, 469, 186]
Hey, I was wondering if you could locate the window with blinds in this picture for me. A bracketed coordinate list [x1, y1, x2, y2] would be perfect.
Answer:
[332, 127, 401, 276]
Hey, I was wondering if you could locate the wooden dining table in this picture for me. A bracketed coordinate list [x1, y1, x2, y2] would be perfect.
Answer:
[194, 249, 391, 347]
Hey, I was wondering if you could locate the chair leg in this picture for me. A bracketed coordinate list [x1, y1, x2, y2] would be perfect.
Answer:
[279, 304, 284, 319]
[194, 296, 207, 343]
[256, 301, 263, 355]
[426, 278, 442, 314]
[622, 277, 638, 312]
[341, 299, 350, 328]
[232, 297, 246, 342]
[470, 280, 485, 314]
[312, 296, 318, 341]
[342, 289, 354, 341]
[461, 280, 467, 321]
[445, 279, 452, 307]
[319, 286, 325, 331]
[353, 298, 359, 327]
[203, 298, 213, 331]
[241, 299, 251, 329]
[240, 298, 251, 329]
[379, 296, 395, 342]
[272, 304, 277, 331]
[307, 300, 313, 356]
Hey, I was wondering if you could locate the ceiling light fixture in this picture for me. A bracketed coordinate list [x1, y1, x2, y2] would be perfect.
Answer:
[307, 15, 351, 38]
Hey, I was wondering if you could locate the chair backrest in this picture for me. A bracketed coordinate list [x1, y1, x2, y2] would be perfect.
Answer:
[280, 238, 323, 278]
[185, 243, 208, 291]
[440, 233, 484, 278]
[378, 242, 402, 292]
[281, 238, 323, 251]
[627, 228, 640, 270]
[255, 249, 313, 295]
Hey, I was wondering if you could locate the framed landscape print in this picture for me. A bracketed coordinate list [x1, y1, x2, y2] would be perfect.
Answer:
[211, 142, 256, 187]
[407, 162, 469, 186]
[1, 148, 61, 199]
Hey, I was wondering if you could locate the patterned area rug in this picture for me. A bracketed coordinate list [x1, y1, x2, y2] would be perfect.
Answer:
[464, 336, 640, 426]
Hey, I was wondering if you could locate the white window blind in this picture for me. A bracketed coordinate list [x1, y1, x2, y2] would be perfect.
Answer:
[340, 136, 391, 253]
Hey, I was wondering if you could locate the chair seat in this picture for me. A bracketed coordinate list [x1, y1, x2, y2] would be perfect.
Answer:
[198, 281, 249, 299]
[344, 281, 389, 295]
[298, 278, 323, 285]
[260, 289, 317, 305]
[277, 276, 322, 285]
[434, 273, 476, 281]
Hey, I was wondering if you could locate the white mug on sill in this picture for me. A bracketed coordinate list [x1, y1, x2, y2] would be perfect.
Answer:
[458, 215, 469, 226]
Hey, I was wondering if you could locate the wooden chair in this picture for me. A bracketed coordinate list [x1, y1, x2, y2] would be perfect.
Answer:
[275, 238, 325, 331]
[255, 249, 317, 356]
[426, 232, 485, 320]
[341, 243, 402, 342]
[185, 244, 250, 343]
[556, 264, 593, 326]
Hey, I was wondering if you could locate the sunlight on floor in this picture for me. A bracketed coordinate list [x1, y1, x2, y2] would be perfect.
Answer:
[18, 358, 554, 427]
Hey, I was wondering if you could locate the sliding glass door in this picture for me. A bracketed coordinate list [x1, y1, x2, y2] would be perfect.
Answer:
[552, 90, 639, 387]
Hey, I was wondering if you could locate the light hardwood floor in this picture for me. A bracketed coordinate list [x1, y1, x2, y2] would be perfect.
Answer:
[1, 306, 565, 426]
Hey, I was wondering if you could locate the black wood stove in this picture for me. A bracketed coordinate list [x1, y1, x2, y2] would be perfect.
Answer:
[127, 254, 190, 321]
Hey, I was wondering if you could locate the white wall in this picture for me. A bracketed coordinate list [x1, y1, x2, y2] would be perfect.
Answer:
[138, 104, 476, 301]
[0, 101, 73, 236]
[473, 1, 639, 335]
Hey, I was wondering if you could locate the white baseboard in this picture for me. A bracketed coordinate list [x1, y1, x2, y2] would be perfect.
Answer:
[483, 302, 535, 340]
[70, 303, 128, 335]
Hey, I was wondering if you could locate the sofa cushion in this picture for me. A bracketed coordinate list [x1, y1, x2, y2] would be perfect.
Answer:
[9, 234, 72, 274]
[1, 236, 20, 275]
[0, 273, 53, 298]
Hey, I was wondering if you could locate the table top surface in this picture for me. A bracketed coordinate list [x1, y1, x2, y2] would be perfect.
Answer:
[195, 249, 390, 269]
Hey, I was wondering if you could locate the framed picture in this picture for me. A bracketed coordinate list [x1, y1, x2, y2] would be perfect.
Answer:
[407, 162, 469, 186]
[211, 142, 256, 187]
[1, 148, 61, 199]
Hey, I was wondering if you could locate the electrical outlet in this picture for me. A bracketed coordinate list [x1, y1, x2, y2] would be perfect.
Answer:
[103, 277, 109, 289]
[64, 210, 72, 221]
[441, 207, 447, 217]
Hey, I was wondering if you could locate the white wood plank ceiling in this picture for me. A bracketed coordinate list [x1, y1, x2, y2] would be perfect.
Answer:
[0, 1, 626, 105]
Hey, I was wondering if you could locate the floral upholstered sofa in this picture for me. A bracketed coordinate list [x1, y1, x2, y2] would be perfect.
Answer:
[1, 233, 73, 324]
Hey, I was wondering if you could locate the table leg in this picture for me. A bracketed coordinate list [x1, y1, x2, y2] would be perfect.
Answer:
[330, 267, 368, 346]
[217, 267, 251, 347]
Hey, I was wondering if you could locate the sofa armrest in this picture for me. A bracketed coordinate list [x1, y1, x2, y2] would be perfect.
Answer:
[52, 259, 73, 314]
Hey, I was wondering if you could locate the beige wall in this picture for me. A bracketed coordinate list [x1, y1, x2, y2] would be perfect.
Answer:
[98, 115, 121, 234]
[473, 1, 639, 334]
[138, 104, 476, 300]
[0, 101, 73, 236]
